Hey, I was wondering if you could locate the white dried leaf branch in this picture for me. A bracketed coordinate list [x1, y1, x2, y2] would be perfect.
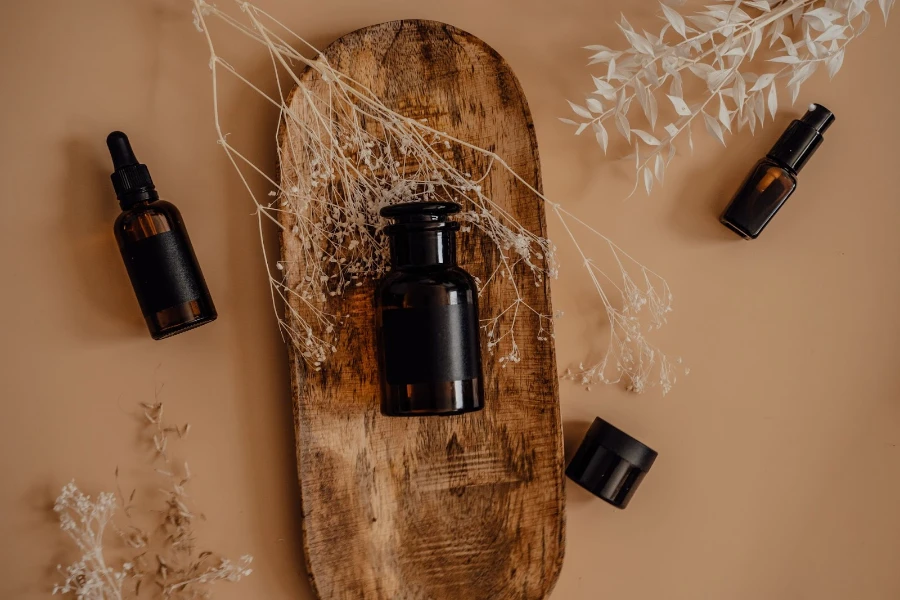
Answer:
[193, 0, 681, 393]
[53, 403, 252, 599]
[565, 0, 894, 196]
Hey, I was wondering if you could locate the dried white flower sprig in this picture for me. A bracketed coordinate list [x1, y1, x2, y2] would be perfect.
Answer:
[564, 0, 895, 196]
[193, 0, 682, 393]
[53, 403, 253, 599]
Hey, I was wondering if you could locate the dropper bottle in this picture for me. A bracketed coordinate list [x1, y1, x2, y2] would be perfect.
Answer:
[721, 103, 835, 239]
[108, 131, 217, 339]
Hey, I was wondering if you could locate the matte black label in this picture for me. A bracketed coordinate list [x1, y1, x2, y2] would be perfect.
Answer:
[382, 303, 480, 385]
[122, 231, 204, 314]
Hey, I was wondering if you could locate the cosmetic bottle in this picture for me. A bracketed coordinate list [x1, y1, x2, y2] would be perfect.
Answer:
[107, 131, 217, 340]
[376, 201, 484, 417]
[720, 103, 835, 239]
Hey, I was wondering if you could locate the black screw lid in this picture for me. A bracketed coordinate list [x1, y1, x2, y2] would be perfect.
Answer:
[107, 131, 158, 208]
[766, 103, 835, 174]
[381, 201, 461, 230]
[565, 417, 658, 509]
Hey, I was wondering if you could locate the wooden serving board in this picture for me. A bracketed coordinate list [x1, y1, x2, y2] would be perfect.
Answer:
[279, 20, 564, 600]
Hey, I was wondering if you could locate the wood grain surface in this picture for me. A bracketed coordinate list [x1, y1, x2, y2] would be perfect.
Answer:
[278, 20, 565, 600]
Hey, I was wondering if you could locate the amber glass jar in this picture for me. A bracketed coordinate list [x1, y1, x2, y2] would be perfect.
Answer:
[375, 201, 484, 417]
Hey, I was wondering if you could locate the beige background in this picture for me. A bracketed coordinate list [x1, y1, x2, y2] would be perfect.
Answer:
[2, 0, 899, 598]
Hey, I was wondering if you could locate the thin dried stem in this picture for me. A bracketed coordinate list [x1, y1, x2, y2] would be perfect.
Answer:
[194, 0, 680, 393]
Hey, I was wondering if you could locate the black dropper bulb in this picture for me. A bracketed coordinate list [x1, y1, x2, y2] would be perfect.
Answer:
[107, 131, 138, 169]
[106, 130, 157, 208]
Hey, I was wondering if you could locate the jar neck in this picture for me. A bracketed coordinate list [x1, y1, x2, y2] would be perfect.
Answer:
[389, 229, 457, 269]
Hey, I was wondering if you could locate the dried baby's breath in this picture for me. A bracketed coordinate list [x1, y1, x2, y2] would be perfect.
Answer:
[565, 0, 894, 196]
[194, 0, 680, 394]
[53, 403, 252, 599]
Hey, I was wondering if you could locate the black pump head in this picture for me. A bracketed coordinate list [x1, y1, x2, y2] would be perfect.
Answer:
[107, 131, 158, 208]
[800, 103, 835, 133]
[766, 103, 835, 174]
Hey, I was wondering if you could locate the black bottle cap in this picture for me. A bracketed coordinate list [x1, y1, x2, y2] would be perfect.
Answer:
[107, 131, 159, 208]
[565, 417, 658, 509]
[766, 103, 835, 174]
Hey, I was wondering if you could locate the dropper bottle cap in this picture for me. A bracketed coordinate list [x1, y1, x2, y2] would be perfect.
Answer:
[106, 131, 158, 208]
[766, 103, 835, 174]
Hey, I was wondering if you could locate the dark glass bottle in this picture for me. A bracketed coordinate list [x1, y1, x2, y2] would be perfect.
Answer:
[721, 103, 835, 239]
[376, 201, 484, 417]
[107, 132, 217, 340]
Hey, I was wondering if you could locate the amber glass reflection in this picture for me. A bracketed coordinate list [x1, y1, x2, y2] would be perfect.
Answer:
[114, 200, 216, 339]
[721, 159, 797, 239]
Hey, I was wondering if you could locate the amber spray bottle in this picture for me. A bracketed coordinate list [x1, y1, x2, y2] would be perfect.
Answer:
[375, 201, 484, 417]
[107, 132, 217, 339]
[721, 103, 835, 239]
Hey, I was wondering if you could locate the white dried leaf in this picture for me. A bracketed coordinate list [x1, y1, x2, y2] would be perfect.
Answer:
[849, 0, 867, 20]
[817, 25, 847, 42]
[769, 55, 801, 64]
[805, 7, 843, 23]
[788, 61, 816, 88]
[665, 123, 679, 138]
[643, 166, 654, 194]
[667, 94, 692, 116]
[789, 81, 801, 104]
[586, 47, 617, 63]
[586, 98, 605, 113]
[748, 27, 763, 59]
[749, 72, 775, 91]
[768, 16, 785, 47]
[687, 14, 721, 32]
[804, 29, 819, 58]
[592, 76, 617, 99]
[745, 0, 771, 11]
[707, 69, 733, 91]
[878, 0, 893, 23]
[859, 9, 872, 33]
[592, 122, 609, 153]
[654, 153, 665, 183]
[575, 122, 589, 135]
[568, 101, 592, 119]
[660, 2, 687, 37]
[558, 118, 579, 126]
[733, 74, 746, 108]
[826, 49, 845, 78]
[632, 129, 662, 145]
[615, 112, 631, 141]
[619, 25, 656, 55]
[754, 91, 766, 123]
[767, 83, 778, 119]
[781, 33, 798, 57]
[687, 63, 714, 79]
[607, 57, 617, 80]
[703, 112, 726, 145]
[718, 96, 732, 132]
